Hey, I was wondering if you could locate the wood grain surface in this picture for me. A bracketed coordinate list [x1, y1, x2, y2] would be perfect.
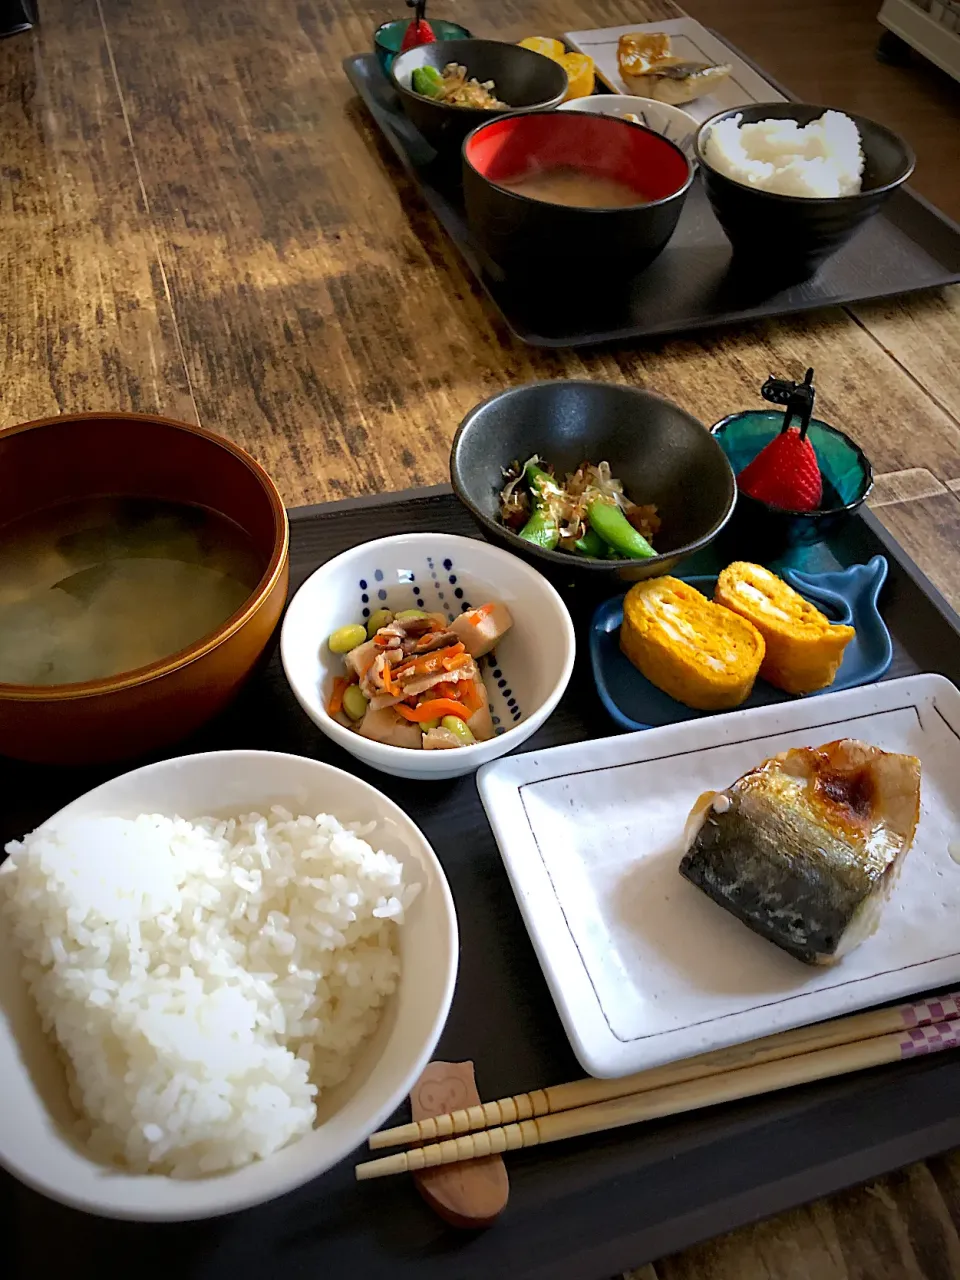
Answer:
[2, 0, 960, 1276]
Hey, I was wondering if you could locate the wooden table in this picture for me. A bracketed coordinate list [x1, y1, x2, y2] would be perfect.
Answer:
[3, 1, 960, 1275]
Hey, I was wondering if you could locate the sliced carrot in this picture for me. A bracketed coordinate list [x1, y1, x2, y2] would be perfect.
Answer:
[466, 603, 495, 625]
[394, 643, 466, 680]
[395, 697, 473, 723]
[442, 652, 473, 671]
[460, 679, 484, 712]
[327, 677, 347, 716]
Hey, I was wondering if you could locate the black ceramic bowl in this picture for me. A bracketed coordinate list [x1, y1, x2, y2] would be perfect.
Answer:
[450, 381, 737, 587]
[390, 39, 568, 152]
[696, 103, 915, 277]
[462, 111, 693, 277]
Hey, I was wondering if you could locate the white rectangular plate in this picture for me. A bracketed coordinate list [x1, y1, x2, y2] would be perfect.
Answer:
[477, 674, 960, 1078]
[564, 17, 787, 123]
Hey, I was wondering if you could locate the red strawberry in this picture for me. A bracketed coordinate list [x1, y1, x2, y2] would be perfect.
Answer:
[400, 17, 436, 50]
[737, 427, 823, 512]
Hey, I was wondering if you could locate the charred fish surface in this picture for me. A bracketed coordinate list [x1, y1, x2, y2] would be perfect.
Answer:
[679, 739, 921, 965]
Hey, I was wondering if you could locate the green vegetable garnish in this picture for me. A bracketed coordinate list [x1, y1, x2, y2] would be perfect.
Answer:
[587, 499, 656, 560]
[518, 461, 560, 550]
[412, 66, 444, 98]
[574, 528, 605, 557]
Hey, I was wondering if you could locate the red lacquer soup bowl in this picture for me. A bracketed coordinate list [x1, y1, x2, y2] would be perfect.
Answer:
[462, 110, 693, 277]
[0, 413, 289, 765]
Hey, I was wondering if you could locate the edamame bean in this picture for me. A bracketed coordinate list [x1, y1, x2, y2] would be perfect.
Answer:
[328, 623, 367, 654]
[395, 608, 427, 621]
[342, 683, 369, 721]
[419, 717, 441, 732]
[441, 715, 475, 745]
[366, 608, 393, 638]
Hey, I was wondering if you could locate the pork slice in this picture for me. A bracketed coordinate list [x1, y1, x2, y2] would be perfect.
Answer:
[401, 665, 476, 700]
[409, 629, 460, 655]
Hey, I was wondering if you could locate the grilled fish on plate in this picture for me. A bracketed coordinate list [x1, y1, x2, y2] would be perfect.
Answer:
[680, 739, 921, 965]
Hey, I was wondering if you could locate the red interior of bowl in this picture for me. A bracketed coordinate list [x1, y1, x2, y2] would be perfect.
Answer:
[465, 112, 689, 202]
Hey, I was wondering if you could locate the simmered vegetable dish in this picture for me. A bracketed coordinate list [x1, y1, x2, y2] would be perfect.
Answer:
[326, 603, 513, 749]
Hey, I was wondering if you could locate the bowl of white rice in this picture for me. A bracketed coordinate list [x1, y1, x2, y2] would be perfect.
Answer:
[0, 750, 458, 1220]
[695, 103, 914, 275]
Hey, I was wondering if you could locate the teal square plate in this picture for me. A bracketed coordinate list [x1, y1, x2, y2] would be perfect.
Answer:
[590, 556, 892, 731]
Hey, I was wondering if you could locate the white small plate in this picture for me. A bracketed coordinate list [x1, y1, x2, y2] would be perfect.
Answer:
[564, 16, 788, 124]
[477, 674, 960, 1078]
[557, 95, 698, 160]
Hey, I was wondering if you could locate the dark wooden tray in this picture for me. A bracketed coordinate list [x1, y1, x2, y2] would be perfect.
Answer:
[343, 50, 960, 347]
[5, 486, 960, 1280]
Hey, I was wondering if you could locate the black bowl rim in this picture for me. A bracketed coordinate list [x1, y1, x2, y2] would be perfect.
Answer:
[711, 411, 875, 518]
[450, 380, 738, 572]
[461, 110, 695, 211]
[694, 102, 916, 204]
[389, 38, 568, 115]
[373, 18, 472, 50]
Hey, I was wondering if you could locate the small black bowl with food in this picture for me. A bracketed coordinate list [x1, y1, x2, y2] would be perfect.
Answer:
[696, 103, 915, 278]
[390, 39, 568, 152]
[462, 109, 693, 278]
[450, 380, 737, 588]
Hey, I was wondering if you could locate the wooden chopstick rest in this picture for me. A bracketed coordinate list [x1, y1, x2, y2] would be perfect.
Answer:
[407, 1060, 508, 1228]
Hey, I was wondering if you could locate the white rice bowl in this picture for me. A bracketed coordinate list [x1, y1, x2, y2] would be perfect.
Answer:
[704, 110, 865, 198]
[0, 751, 457, 1220]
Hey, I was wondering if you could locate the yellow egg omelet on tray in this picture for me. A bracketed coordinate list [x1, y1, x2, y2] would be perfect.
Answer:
[620, 576, 765, 712]
[620, 563, 857, 711]
[714, 562, 855, 695]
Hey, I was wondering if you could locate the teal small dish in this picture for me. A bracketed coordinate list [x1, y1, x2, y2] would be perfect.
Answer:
[374, 19, 473, 74]
[590, 557, 892, 733]
[712, 410, 873, 553]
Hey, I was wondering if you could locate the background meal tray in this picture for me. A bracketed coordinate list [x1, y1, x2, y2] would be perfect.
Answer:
[342, 42, 960, 347]
[5, 486, 960, 1280]
[564, 17, 789, 118]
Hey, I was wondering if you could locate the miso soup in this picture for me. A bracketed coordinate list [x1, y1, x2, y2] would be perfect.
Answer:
[0, 497, 262, 686]
[498, 167, 647, 208]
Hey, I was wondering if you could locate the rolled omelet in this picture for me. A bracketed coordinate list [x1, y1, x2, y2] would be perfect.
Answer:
[715, 562, 855, 695]
[620, 577, 765, 711]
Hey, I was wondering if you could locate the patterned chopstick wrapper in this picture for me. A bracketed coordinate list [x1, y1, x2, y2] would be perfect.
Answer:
[900, 992, 960, 1029]
[901, 1021, 960, 1058]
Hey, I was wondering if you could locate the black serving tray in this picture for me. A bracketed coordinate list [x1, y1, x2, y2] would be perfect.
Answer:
[5, 486, 960, 1280]
[344, 49, 960, 347]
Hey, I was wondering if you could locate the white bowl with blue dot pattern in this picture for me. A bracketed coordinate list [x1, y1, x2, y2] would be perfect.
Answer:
[281, 533, 576, 779]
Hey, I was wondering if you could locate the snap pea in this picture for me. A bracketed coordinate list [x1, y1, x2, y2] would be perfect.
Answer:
[412, 65, 444, 98]
[395, 609, 427, 620]
[366, 608, 393, 638]
[518, 461, 560, 550]
[342, 684, 369, 721]
[418, 717, 441, 732]
[328, 623, 367, 653]
[574, 528, 605, 557]
[587, 500, 656, 560]
[441, 715, 475, 745]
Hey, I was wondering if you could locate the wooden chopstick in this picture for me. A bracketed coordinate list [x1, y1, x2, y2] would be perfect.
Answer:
[367, 991, 960, 1151]
[356, 1015, 960, 1181]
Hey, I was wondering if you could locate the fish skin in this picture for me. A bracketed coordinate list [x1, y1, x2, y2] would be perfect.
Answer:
[679, 740, 921, 966]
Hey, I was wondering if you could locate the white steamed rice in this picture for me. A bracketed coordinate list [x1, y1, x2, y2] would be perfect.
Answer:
[0, 807, 418, 1177]
[705, 110, 864, 198]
